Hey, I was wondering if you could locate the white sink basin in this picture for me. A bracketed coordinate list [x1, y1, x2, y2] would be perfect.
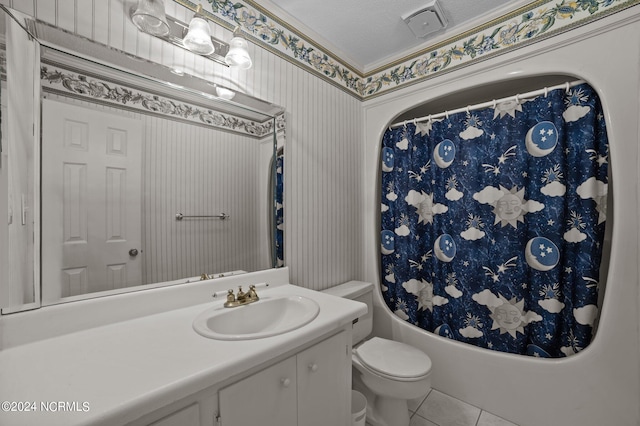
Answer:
[193, 295, 320, 340]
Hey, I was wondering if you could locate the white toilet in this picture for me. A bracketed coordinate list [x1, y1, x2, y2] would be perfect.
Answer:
[323, 281, 432, 426]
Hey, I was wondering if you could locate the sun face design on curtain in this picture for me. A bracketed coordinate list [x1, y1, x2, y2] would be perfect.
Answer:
[380, 83, 609, 358]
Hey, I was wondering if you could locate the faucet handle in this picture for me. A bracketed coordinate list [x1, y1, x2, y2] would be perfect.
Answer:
[223, 289, 238, 308]
[247, 284, 259, 300]
[236, 286, 246, 301]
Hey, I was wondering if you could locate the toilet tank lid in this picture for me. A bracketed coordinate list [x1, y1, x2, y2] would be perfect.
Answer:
[322, 281, 373, 299]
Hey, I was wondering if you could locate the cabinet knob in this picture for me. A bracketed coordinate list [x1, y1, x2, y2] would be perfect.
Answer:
[308, 363, 318, 372]
[281, 378, 291, 388]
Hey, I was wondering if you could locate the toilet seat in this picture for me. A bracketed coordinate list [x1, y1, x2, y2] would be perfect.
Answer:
[354, 337, 432, 381]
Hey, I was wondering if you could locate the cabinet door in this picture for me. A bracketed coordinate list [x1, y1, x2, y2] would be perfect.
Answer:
[147, 403, 200, 426]
[218, 357, 297, 426]
[297, 331, 350, 426]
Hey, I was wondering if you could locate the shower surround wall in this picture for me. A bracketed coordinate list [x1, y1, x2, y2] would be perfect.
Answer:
[363, 7, 640, 426]
[1, 0, 364, 290]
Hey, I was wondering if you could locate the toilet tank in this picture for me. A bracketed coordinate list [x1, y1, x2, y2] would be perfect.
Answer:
[322, 281, 373, 344]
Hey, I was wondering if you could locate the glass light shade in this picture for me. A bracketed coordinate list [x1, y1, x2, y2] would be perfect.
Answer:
[225, 36, 252, 69]
[131, 0, 170, 36]
[183, 17, 215, 55]
[215, 86, 236, 100]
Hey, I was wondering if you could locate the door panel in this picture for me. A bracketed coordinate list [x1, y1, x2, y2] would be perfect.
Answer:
[297, 331, 350, 426]
[219, 357, 297, 426]
[42, 99, 142, 301]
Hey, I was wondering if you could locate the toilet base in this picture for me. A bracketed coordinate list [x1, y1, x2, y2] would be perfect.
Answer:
[370, 396, 410, 426]
[353, 373, 412, 426]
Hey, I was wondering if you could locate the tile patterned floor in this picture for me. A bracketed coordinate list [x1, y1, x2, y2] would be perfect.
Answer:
[409, 390, 518, 426]
[367, 389, 518, 426]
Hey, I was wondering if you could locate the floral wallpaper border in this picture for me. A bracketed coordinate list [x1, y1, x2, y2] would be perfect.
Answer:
[40, 63, 280, 138]
[175, 0, 640, 100]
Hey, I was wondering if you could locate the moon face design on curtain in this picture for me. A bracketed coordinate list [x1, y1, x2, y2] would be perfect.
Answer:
[380, 83, 609, 358]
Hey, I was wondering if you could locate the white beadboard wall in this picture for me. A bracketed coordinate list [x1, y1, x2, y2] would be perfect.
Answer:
[3, 0, 364, 290]
[140, 113, 266, 283]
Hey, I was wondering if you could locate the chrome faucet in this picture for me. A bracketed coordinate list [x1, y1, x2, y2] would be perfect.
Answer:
[224, 285, 259, 308]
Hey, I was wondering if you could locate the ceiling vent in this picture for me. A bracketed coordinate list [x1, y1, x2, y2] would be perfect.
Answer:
[402, 0, 448, 39]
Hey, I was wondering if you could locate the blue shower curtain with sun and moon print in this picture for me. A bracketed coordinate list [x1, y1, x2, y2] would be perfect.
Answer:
[380, 83, 609, 358]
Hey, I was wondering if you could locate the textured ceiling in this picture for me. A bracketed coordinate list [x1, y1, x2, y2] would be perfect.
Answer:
[264, 0, 532, 71]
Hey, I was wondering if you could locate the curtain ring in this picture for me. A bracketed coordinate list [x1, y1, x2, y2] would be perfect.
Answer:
[544, 87, 548, 97]
[428, 114, 432, 122]
[515, 94, 520, 104]
[492, 99, 497, 109]
[466, 106, 470, 115]
[565, 82, 570, 93]
[445, 110, 449, 119]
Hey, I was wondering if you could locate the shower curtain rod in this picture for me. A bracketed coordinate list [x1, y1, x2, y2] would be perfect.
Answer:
[390, 79, 586, 129]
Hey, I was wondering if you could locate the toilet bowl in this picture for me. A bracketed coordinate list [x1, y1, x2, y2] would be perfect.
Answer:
[322, 281, 432, 426]
[352, 337, 431, 426]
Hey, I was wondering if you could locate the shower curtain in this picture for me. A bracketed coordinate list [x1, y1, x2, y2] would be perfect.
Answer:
[275, 150, 284, 266]
[380, 83, 609, 357]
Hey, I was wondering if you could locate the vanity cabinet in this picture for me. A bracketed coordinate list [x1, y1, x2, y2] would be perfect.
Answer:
[218, 356, 297, 425]
[127, 391, 218, 426]
[296, 331, 350, 425]
[147, 404, 201, 426]
[217, 330, 350, 426]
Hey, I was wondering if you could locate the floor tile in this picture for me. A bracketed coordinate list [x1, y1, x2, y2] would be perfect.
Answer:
[408, 390, 431, 414]
[414, 390, 481, 426]
[477, 410, 518, 426]
[409, 414, 439, 426]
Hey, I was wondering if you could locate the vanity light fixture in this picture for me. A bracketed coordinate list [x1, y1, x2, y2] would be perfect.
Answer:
[131, 0, 170, 36]
[225, 27, 253, 70]
[183, 4, 215, 55]
[130, 3, 253, 69]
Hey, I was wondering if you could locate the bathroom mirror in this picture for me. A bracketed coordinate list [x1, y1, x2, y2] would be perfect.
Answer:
[0, 7, 285, 311]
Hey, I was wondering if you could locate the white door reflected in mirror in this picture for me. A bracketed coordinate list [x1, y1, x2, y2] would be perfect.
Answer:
[41, 99, 143, 301]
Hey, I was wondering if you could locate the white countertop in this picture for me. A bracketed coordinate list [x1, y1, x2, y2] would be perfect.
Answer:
[0, 282, 366, 426]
